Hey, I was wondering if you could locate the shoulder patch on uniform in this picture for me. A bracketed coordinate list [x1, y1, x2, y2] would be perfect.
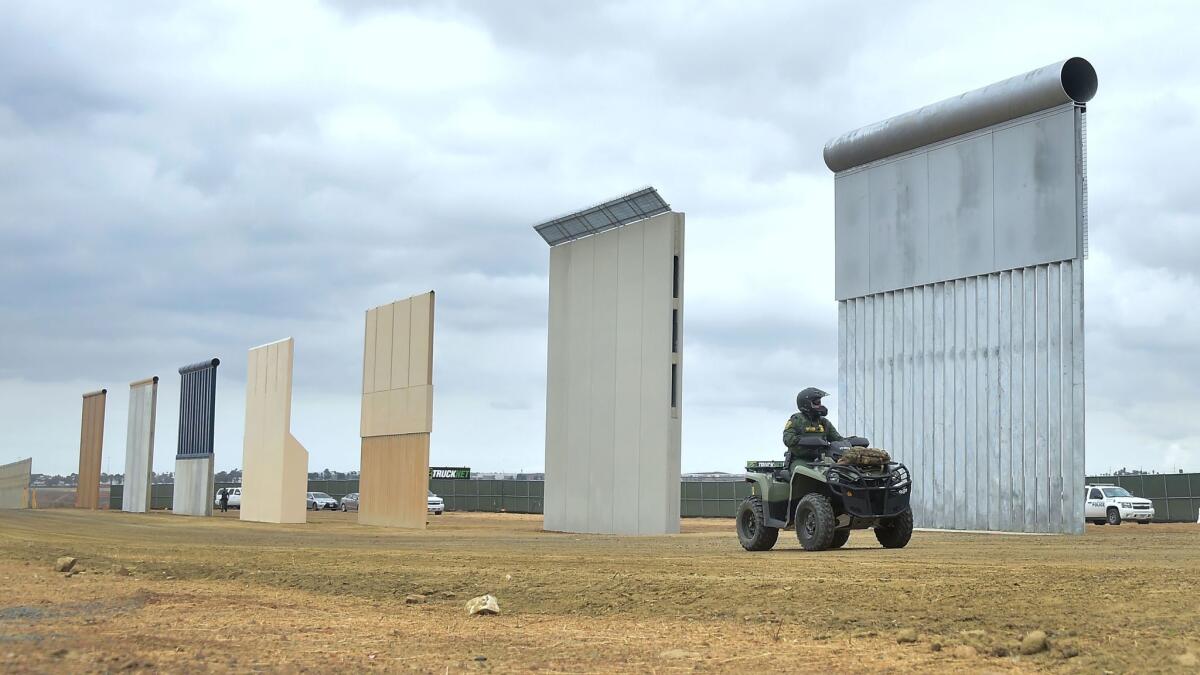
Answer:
[784, 419, 793, 429]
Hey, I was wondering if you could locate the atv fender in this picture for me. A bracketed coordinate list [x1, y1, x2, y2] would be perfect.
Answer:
[744, 473, 789, 529]
[787, 464, 836, 529]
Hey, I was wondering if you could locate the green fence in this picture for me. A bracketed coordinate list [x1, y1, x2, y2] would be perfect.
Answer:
[107, 473, 1200, 523]
[681, 481, 753, 518]
[1086, 474, 1200, 523]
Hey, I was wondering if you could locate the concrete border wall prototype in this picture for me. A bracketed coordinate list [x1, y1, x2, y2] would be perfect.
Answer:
[542, 210, 685, 535]
[359, 292, 435, 528]
[76, 389, 107, 509]
[122, 377, 159, 513]
[241, 338, 309, 524]
[828, 59, 1096, 534]
[172, 359, 219, 516]
[0, 458, 33, 509]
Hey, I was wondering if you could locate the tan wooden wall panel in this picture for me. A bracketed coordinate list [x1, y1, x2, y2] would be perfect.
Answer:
[240, 338, 309, 524]
[0, 458, 33, 509]
[76, 389, 107, 509]
[359, 434, 430, 528]
[359, 292, 435, 528]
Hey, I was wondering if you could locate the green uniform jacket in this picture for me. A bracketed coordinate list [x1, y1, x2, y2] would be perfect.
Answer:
[782, 412, 844, 460]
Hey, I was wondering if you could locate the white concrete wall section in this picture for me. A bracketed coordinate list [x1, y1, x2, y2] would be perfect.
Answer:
[122, 377, 158, 513]
[241, 338, 309, 524]
[838, 260, 1085, 534]
[0, 458, 33, 509]
[173, 456, 214, 516]
[544, 211, 684, 535]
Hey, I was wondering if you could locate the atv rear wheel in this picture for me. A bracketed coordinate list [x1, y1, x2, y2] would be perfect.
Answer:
[829, 529, 851, 549]
[736, 496, 778, 551]
[874, 508, 913, 549]
[795, 494, 836, 551]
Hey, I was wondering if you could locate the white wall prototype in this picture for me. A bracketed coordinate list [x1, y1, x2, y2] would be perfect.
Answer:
[122, 377, 158, 513]
[173, 456, 214, 517]
[544, 211, 684, 535]
[241, 338, 309, 524]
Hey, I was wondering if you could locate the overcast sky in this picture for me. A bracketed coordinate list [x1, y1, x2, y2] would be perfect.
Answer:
[2, 1, 1198, 477]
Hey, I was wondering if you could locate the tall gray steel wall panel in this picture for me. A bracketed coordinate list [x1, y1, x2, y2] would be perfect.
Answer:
[122, 377, 158, 513]
[172, 359, 219, 516]
[837, 260, 1085, 533]
[834, 105, 1084, 300]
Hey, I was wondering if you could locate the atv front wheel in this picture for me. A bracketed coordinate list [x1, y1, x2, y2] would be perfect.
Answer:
[829, 529, 851, 549]
[874, 508, 913, 549]
[795, 494, 836, 551]
[736, 496, 779, 551]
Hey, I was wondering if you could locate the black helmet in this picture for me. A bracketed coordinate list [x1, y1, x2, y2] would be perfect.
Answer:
[796, 387, 829, 417]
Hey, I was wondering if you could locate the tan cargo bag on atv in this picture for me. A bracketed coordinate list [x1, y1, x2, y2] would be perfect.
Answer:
[837, 447, 891, 466]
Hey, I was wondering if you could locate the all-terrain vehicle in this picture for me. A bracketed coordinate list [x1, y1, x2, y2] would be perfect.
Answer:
[737, 436, 913, 551]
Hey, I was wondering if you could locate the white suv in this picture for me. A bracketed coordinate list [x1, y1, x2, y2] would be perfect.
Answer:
[1085, 484, 1154, 525]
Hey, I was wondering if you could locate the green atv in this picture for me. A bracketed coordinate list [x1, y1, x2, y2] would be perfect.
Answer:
[737, 437, 913, 551]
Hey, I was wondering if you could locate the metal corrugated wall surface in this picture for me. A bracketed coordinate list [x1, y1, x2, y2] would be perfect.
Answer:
[177, 359, 219, 458]
[838, 260, 1085, 534]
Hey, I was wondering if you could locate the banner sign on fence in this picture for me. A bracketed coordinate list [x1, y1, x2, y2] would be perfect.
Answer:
[429, 467, 471, 479]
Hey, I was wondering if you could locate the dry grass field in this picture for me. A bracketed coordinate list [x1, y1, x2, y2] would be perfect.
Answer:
[1, 509, 1198, 673]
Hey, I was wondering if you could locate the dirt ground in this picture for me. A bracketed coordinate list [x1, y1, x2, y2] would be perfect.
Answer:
[1, 510, 1198, 673]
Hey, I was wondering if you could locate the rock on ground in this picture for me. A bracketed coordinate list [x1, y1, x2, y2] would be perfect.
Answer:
[466, 594, 500, 616]
[55, 557, 77, 573]
[952, 645, 977, 659]
[896, 629, 918, 644]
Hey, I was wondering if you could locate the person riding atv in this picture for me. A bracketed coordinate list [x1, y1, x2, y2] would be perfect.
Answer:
[736, 387, 913, 551]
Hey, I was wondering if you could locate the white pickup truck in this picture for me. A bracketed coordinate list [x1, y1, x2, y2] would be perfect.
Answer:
[1084, 484, 1154, 525]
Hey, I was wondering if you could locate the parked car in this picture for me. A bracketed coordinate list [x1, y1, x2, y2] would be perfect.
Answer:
[340, 492, 359, 512]
[307, 491, 338, 511]
[1085, 484, 1154, 525]
[428, 490, 444, 515]
[214, 487, 242, 509]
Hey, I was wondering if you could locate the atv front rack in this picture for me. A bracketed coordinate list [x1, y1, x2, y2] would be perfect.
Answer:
[825, 462, 911, 518]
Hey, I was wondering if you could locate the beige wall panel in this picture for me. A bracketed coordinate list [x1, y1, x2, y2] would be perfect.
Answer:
[359, 433, 429, 528]
[241, 338, 309, 524]
[122, 377, 158, 513]
[0, 458, 33, 509]
[390, 297, 412, 389]
[373, 302, 394, 393]
[543, 212, 684, 535]
[76, 389, 107, 510]
[360, 292, 435, 438]
[362, 309, 378, 394]
[408, 292, 435, 387]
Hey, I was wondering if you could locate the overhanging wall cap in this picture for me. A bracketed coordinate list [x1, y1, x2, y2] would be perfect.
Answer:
[179, 358, 220, 374]
[532, 186, 672, 247]
[823, 57, 1097, 172]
